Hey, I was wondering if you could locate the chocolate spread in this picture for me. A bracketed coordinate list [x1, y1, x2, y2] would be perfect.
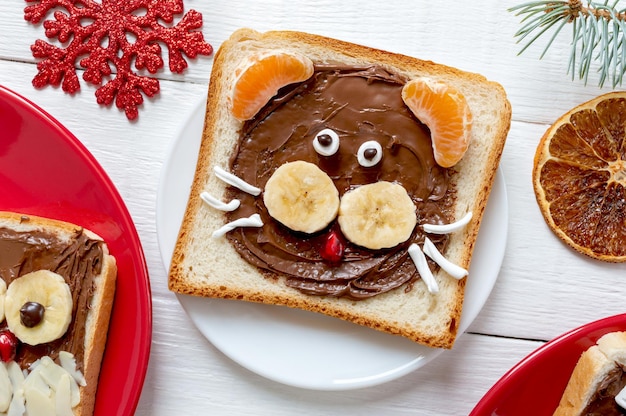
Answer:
[0, 219, 103, 371]
[226, 65, 454, 299]
[582, 367, 626, 415]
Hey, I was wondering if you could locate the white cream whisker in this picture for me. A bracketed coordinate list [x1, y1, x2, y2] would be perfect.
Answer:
[214, 166, 261, 196]
[212, 214, 264, 238]
[423, 211, 472, 234]
[201, 192, 241, 212]
[408, 243, 438, 294]
[422, 237, 468, 280]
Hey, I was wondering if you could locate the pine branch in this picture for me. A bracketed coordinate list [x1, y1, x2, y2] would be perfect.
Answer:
[509, 0, 626, 87]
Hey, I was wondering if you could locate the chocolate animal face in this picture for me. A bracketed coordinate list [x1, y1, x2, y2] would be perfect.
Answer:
[225, 66, 454, 299]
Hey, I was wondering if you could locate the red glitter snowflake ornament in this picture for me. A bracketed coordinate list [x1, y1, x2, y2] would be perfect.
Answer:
[24, 0, 213, 120]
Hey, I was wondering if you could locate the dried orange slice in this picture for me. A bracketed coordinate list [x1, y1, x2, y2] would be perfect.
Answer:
[533, 91, 626, 262]
[401, 77, 473, 168]
[230, 52, 314, 121]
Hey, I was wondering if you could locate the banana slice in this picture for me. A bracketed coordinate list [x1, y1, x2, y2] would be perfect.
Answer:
[263, 161, 340, 234]
[4, 270, 73, 346]
[0, 279, 6, 323]
[338, 181, 417, 250]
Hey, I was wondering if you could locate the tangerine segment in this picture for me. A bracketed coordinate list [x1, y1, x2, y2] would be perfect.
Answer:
[230, 52, 314, 121]
[401, 77, 473, 168]
[533, 91, 626, 262]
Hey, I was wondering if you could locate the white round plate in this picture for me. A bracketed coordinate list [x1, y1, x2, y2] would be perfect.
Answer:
[156, 99, 508, 391]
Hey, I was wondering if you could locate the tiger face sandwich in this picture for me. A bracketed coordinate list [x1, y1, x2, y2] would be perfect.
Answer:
[0, 212, 117, 415]
[168, 28, 511, 349]
[554, 331, 626, 416]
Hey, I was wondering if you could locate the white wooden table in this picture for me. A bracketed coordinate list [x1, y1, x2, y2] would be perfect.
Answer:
[1, 1, 625, 415]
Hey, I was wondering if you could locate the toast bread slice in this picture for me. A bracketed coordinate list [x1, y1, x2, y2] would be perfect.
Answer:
[168, 28, 511, 349]
[0, 211, 117, 416]
[554, 331, 626, 415]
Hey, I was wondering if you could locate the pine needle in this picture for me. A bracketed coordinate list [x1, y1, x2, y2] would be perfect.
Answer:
[509, 0, 626, 86]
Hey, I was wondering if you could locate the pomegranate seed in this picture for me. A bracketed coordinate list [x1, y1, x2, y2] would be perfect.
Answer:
[321, 231, 344, 263]
[0, 330, 18, 362]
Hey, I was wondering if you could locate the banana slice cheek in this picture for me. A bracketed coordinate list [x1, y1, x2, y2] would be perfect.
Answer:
[338, 182, 417, 250]
[4, 270, 73, 346]
[263, 161, 340, 234]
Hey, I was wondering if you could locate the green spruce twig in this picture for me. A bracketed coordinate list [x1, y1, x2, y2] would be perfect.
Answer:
[509, 0, 626, 87]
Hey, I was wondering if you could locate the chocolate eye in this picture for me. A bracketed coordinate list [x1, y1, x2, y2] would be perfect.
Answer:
[313, 128, 340, 156]
[20, 301, 45, 328]
[357, 141, 383, 167]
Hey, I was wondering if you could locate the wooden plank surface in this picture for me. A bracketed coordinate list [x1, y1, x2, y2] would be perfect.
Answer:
[1, 1, 624, 414]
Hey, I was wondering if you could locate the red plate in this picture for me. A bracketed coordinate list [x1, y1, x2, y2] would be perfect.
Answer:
[470, 313, 626, 416]
[0, 85, 151, 415]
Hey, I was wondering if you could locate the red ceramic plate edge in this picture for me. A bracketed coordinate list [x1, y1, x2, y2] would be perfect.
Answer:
[0, 85, 152, 415]
[470, 313, 626, 416]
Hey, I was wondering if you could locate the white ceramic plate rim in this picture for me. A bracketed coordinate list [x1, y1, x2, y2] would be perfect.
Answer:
[156, 98, 508, 391]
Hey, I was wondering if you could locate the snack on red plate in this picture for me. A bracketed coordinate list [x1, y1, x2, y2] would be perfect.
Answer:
[0, 212, 117, 415]
[168, 28, 511, 349]
[554, 331, 626, 416]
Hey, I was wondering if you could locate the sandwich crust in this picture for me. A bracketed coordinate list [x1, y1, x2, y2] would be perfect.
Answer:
[554, 331, 626, 416]
[168, 28, 511, 348]
[0, 211, 117, 416]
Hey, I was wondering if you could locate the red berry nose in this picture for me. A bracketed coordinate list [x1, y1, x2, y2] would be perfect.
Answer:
[0, 330, 18, 362]
[321, 231, 344, 263]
